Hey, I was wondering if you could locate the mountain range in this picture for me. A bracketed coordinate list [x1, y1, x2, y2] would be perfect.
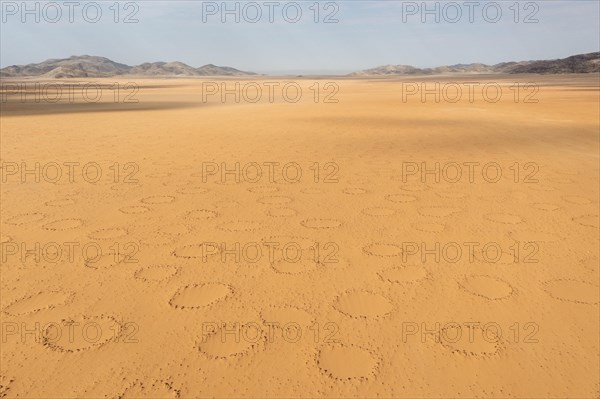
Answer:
[1, 52, 598, 78]
[0, 55, 258, 78]
[350, 52, 600, 76]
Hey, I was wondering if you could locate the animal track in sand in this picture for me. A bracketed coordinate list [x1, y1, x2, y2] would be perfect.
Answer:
[169, 283, 233, 309]
[44, 198, 76, 207]
[140, 195, 176, 205]
[267, 207, 298, 217]
[172, 243, 220, 259]
[176, 186, 210, 195]
[483, 213, 524, 224]
[333, 290, 393, 318]
[542, 279, 599, 304]
[361, 207, 396, 216]
[120, 380, 181, 399]
[197, 323, 266, 359]
[573, 214, 599, 229]
[88, 227, 128, 240]
[378, 265, 429, 283]
[42, 314, 121, 352]
[257, 196, 293, 205]
[4, 213, 46, 225]
[300, 218, 342, 229]
[248, 186, 279, 193]
[134, 265, 179, 283]
[562, 195, 592, 205]
[217, 220, 262, 232]
[459, 275, 514, 300]
[418, 206, 462, 218]
[119, 205, 151, 214]
[317, 344, 379, 380]
[412, 222, 446, 233]
[530, 203, 560, 211]
[3, 291, 74, 315]
[42, 218, 84, 231]
[363, 243, 402, 257]
[385, 194, 418, 203]
[438, 324, 502, 357]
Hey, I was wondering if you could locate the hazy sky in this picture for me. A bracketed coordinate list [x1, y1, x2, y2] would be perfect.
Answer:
[1, 0, 599, 74]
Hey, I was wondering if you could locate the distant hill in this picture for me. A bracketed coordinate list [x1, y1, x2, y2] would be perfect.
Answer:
[350, 52, 600, 76]
[0, 55, 257, 78]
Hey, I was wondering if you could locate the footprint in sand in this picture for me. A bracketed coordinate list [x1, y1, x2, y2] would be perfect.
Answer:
[317, 344, 379, 380]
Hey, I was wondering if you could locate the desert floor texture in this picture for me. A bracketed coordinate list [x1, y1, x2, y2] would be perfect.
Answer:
[0, 75, 599, 398]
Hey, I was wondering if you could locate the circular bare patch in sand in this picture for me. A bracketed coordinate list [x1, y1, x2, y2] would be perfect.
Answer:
[198, 324, 265, 359]
[184, 209, 219, 220]
[301, 218, 342, 229]
[412, 222, 446, 233]
[134, 265, 179, 282]
[217, 220, 262, 232]
[120, 380, 181, 399]
[176, 186, 210, 195]
[119, 206, 150, 214]
[399, 184, 429, 192]
[562, 195, 592, 204]
[334, 291, 393, 318]
[42, 218, 84, 231]
[363, 243, 402, 257]
[573, 214, 599, 229]
[43, 315, 120, 352]
[4, 213, 45, 225]
[257, 196, 293, 205]
[439, 324, 501, 357]
[3, 291, 73, 315]
[248, 186, 279, 193]
[543, 280, 599, 304]
[169, 283, 233, 309]
[343, 188, 367, 195]
[44, 198, 76, 207]
[172, 243, 220, 259]
[361, 207, 396, 216]
[88, 227, 128, 240]
[266, 207, 298, 217]
[385, 194, 417, 203]
[531, 203, 560, 211]
[508, 230, 561, 243]
[378, 266, 428, 283]
[484, 213, 524, 224]
[140, 195, 175, 204]
[418, 207, 462, 218]
[460, 275, 514, 300]
[318, 344, 378, 380]
[436, 191, 467, 199]
[272, 258, 319, 275]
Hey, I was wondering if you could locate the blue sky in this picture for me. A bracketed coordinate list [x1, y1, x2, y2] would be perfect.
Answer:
[1, 0, 599, 74]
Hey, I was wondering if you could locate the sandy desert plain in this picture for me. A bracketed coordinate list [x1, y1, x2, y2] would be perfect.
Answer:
[0, 74, 598, 398]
